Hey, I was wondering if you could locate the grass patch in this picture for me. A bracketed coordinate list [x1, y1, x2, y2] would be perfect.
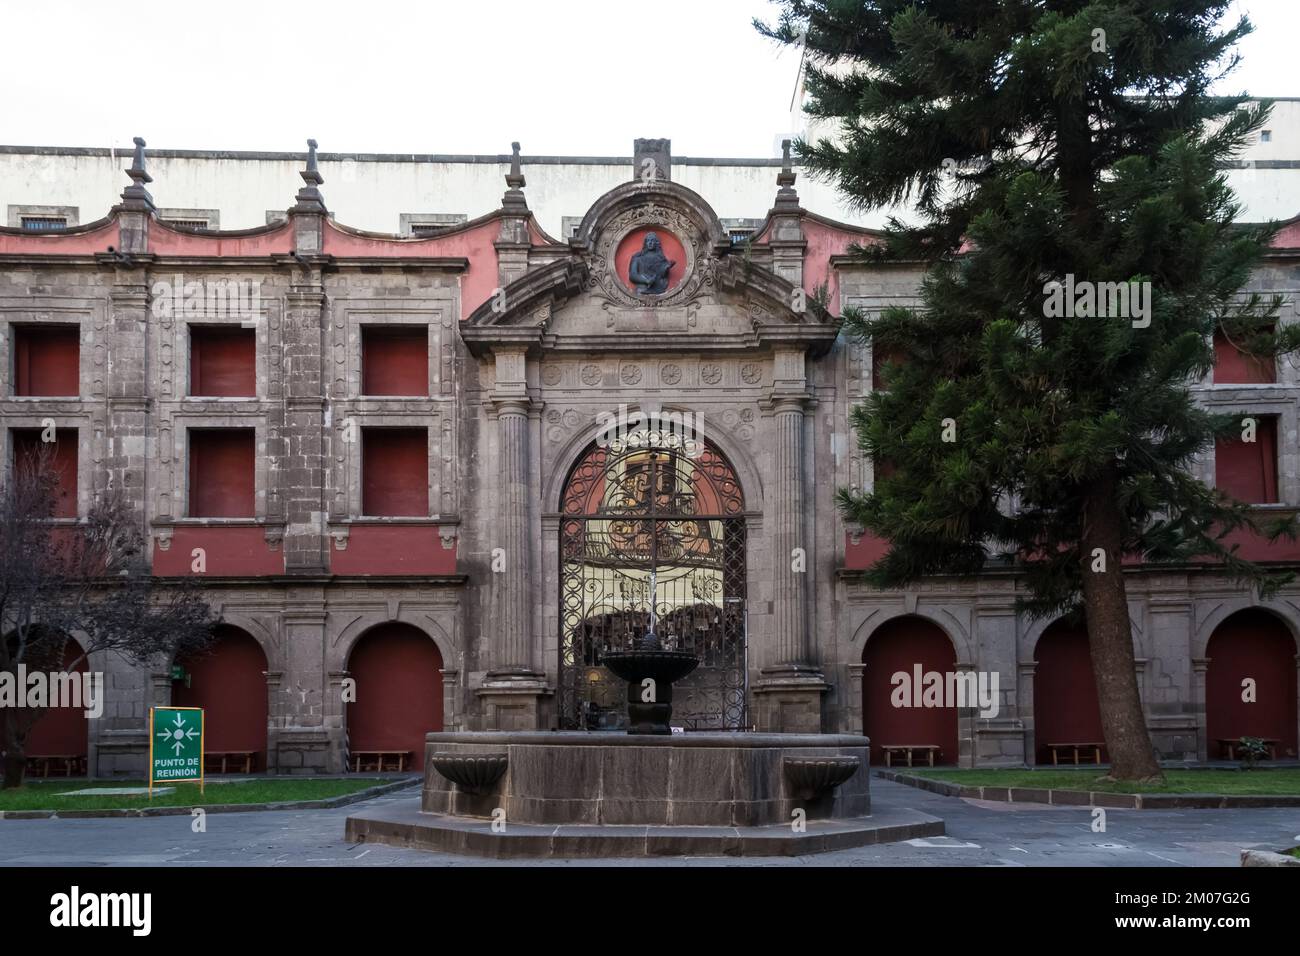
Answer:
[1288, 847, 1300, 859]
[899, 768, 1300, 796]
[0, 777, 397, 812]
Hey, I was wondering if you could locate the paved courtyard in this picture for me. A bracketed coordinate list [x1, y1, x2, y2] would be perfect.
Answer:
[1, 777, 1295, 867]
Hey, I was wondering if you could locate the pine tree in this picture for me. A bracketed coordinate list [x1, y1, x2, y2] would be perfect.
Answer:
[759, 0, 1300, 780]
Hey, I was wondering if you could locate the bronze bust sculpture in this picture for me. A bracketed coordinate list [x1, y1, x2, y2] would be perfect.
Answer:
[628, 232, 676, 294]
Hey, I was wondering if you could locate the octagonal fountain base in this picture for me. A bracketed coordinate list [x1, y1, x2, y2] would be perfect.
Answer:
[344, 731, 944, 858]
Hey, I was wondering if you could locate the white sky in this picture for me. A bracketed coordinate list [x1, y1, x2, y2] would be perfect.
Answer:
[1, 0, 1295, 157]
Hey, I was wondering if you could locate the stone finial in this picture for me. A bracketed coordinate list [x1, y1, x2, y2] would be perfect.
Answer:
[633, 138, 671, 183]
[506, 141, 526, 189]
[120, 136, 155, 210]
[301, 138, 324, 186]
[501, 141, 528, 214]
[293, 138, 327, 213]
[775, 138, 799, 209]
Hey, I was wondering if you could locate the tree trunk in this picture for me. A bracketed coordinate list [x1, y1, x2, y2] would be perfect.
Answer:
[1079, 470, 1165, 782]
[0, 713, 27, 789]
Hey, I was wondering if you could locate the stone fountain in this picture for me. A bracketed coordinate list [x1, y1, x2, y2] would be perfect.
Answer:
[345, 635, 944, 857]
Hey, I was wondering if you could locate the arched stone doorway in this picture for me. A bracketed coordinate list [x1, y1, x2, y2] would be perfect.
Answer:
[1033, 619, 1106, 764]
[173, 624, 268, 772]
[345, 622, 443, 770]
[558, 427, 747, 730]
[861, 616, 958, 766]
[1206, 609, 1298, 759]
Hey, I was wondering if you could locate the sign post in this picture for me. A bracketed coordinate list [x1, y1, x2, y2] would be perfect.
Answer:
[148, 706, 205, 798]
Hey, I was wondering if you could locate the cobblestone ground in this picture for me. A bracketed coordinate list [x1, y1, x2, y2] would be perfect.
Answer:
[1, 778, 1296, 867]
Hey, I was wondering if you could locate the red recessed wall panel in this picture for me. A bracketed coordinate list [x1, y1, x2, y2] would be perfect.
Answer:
[13, 325, 79, 396]
[1033, 620, 1106, 763]
[362, 429, 427, 516]
[1213, 330, 1275, 384]
[13, 428, 78, 518]
[22, 640, 88, 759]
[362, 327, 428, 396]
[188, 430, 255, 517]
[190, 327, 256, 397]
[1206, 610, 1298, 759]
[861, 616, 958, 766]
[1215, 417, 1278, 503]
[329, 525, 457, 575]
[152, 527, 284, 575]
[173, 626, 268, 770]
[346, 622, 444, 769]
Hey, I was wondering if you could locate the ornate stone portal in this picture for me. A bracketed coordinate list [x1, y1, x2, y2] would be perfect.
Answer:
[462, 157, 839, 734]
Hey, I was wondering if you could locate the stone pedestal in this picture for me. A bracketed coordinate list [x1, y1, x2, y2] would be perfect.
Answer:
[753, 666, 830, 733]
[476, 674, 551, 731]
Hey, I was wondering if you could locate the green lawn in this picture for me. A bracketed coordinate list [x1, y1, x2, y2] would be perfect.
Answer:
[898, 768, 1300, 796]
[0, 777, 396, 812]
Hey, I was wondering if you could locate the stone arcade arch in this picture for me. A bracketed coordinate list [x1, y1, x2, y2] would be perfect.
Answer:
[860, 615, 959, 766]
[173, 624, 269, 772]
[344, 622, 444, 770]
[1032, 618, 1106, 764]
[1205, 609, 1299, 759]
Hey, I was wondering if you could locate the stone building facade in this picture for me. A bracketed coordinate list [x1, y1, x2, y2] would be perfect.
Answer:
[1, 137, 1297, 775]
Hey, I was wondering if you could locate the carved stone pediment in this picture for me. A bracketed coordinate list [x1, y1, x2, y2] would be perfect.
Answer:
[461, 180, 836, 357]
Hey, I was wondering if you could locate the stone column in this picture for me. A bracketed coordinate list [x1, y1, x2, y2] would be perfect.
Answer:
[477, 348, 550, 728]
[1191, 657, 1210, 762]
[280, 140, 330, 574]
[754, 349, 828, 732]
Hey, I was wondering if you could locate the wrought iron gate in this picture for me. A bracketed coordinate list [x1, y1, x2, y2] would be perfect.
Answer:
[559, 431, 747, 730]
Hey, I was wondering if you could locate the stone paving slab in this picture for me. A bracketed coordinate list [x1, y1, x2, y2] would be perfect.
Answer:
[345, 800, 945, 858]
[4, 779, 1298, 866]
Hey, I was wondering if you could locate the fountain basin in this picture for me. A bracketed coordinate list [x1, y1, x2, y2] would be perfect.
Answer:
[419, 731, 870, 826]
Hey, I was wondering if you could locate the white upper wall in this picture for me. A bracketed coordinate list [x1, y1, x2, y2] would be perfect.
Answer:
[3, 100, 1298, 236]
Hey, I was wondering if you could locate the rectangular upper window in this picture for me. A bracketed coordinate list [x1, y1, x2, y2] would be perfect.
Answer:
[20, 216, 68, 232]
[157, 207, 219, 231]
[190, 326, 256, 397]
[362, 428, 427, 517]
[362, 327, 428, 396]
[12, 428, 78, 518]
[1216, 415, 1279, 504]
[188, 429, 255, 518]
[1212, 329, 1276, 384]
[13, 324, 80, 396]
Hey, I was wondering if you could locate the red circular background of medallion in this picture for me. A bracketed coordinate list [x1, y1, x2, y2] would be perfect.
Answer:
[615, 227, 687, 295]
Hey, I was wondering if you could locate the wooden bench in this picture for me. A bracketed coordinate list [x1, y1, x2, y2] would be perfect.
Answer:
[26, 754, 86, 777]
[881, 744, 940, 768]
[1216, 738, 1279, 761]
[1045, 742, 1104, 766]
[351, 750, 411, 773]
[204, 751, 256, 774]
